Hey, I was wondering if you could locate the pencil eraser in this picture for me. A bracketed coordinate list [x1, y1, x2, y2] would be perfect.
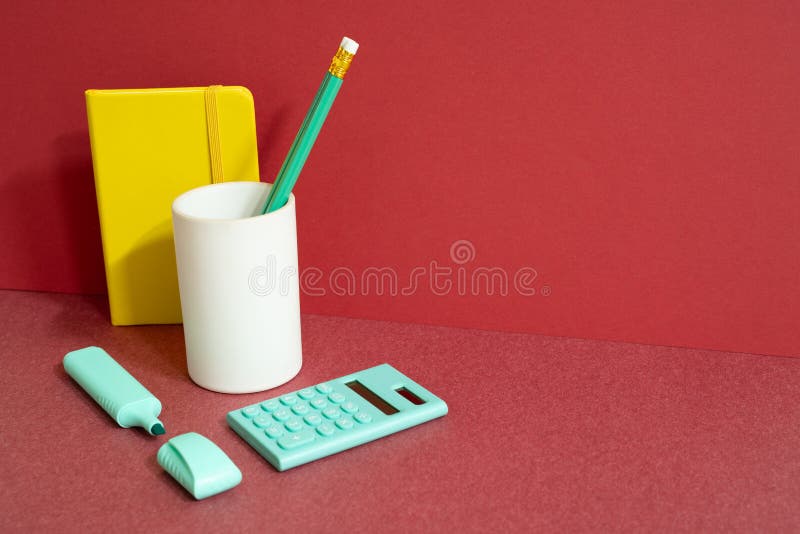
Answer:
[340, 37, 359, 55]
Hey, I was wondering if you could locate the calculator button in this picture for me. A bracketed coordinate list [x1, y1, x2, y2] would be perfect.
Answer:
[284, 418, 303, 433]
[316, 422, 335, 437]
[253, 414, 273, 428]
[264, 424, 285, 439]
[316, 383, 333, 394]
[335, 417, 354, 430]
[322, 407, 341, 420]
[241, 406, 260, 418]
[291, 403, 310, 416]
[272, 408, 291, 421]
[298, 388, 316, 400]
[260, 400, 280, 412]
[341, 401, 359, 414]
[354, 412, 372, 424]
[310, 398, 327, 410]
[304, 414, 322, 426]
[279, 394, 298, 406]
[277, 431, 315, 450]
[328, 392, 346, 404]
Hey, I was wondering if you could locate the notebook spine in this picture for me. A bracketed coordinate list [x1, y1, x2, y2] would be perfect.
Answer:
[204, 85, 225, 184]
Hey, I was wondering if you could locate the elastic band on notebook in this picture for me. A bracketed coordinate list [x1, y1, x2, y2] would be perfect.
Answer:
[204, 85, 225, 183]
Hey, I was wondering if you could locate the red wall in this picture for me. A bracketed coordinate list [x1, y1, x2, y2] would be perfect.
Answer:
[1, 2, 798, 356]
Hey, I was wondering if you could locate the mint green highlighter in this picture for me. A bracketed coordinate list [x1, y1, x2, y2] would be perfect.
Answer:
[64, 346, 165, 435]
[227, 364, 447, 471]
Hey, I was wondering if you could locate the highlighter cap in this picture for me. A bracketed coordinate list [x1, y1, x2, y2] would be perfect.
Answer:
[158, 433, 242, 499]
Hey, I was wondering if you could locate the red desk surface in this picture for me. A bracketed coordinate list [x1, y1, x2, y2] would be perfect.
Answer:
[1, 289, 799, 532]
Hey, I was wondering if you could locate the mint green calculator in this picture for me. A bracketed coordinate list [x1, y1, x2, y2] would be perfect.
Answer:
[227, 364, 448, 471]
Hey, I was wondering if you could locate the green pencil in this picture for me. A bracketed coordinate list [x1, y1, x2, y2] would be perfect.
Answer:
[261, 37, 359, 214]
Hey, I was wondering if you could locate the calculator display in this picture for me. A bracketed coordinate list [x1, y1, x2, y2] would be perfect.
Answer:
[396, 387, 425, 405]
[345, 381, 399, 415]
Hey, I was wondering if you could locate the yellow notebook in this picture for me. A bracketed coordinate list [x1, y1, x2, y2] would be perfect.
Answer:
[86, 86, 260, 325]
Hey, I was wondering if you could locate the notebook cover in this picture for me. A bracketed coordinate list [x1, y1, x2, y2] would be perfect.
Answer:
[86, 86, 260, 325]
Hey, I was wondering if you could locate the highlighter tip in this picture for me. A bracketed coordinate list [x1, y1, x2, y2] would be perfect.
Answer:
[340, 37, 359, 55]
[151, 423, 166, 435]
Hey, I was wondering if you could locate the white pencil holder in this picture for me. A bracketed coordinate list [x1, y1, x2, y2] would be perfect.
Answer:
[172, 181, 302, 393]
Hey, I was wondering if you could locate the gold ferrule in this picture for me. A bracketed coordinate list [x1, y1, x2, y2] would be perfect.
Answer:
[328, 47, 355, 79]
